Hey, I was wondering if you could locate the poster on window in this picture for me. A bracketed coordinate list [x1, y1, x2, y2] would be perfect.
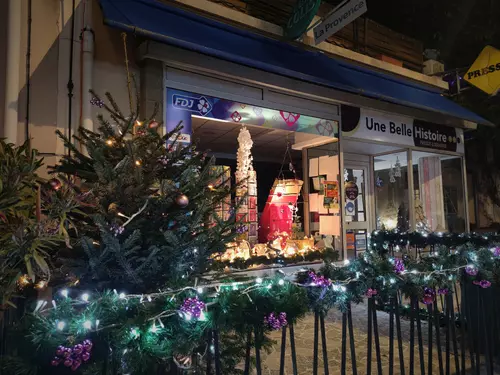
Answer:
[323, 181, 339, 209]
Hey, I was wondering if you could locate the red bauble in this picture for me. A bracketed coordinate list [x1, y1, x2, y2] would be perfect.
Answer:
[148, 120, 160, 129]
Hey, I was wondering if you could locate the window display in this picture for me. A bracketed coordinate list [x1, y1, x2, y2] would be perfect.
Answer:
[374, 152, 409, 231]
[412, 151, 466, 232]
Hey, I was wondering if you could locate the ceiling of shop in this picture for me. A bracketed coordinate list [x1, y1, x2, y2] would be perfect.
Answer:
[192, 117, 300, 162]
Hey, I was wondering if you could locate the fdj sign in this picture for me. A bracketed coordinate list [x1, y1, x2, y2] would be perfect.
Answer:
[285, 0, 321, 40]
[172, 94, 212, 116]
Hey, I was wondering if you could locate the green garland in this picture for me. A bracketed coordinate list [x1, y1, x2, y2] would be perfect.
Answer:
[15, 230, 500, 374]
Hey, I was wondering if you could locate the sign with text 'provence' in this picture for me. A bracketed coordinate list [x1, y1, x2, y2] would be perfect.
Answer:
[284, 0, 322, 40]
[341, 105, 464, 154]
[313, 0, 366, 45]
[464, 45, 500, 95]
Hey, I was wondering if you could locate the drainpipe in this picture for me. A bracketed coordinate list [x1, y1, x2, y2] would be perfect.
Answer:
[3, 0, 21, 144]
[80, 0, 94, 134]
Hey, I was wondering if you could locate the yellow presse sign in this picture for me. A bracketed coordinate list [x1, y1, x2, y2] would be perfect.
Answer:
[464, 45, 500, 95]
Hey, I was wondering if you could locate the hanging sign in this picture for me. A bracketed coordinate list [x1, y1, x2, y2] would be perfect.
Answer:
[341, 105, 465, 154]
[313, 0, 367, 45]
[344, 181, 359, 200]
[284, 0, 322, 40]
[464, 45, 500, 95]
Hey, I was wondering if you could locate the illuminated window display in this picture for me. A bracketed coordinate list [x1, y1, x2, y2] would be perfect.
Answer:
[164, 89, 469, 267]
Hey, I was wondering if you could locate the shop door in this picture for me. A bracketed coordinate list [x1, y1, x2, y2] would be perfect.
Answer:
[343, 163, 372, 259]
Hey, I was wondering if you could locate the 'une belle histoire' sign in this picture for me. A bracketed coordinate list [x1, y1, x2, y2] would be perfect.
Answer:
[464, 45, 500, 95]
[341, 105, 464, 154]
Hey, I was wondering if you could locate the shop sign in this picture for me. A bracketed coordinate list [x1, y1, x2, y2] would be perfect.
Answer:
[464, 45, 500, 95]
[313, 0, 367, 45]
[284, 0, 322, 40]
[341, 105, 465, 154]
[344, 181, 359, 200]
[165, 88, 339, 143]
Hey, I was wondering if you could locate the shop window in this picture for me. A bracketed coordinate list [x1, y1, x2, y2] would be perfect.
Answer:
[412, 152, 465, 232]
[374, 152, 409, 231]
[306, 143, 342, 255]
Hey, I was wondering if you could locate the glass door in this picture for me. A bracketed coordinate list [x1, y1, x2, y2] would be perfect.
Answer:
[343, 163, 372, 259]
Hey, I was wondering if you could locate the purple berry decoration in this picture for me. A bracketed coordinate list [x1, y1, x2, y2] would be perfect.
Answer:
[71, 359, 82, 371]
[73, 344, 83, 355]
[82, 339, 93, 352]
[63, 348, 72, 358]
[81, 352, 91, 362]
[51, 357, 61, 366]
[56, 346, 65, 356]
[64, 358, 74, 367]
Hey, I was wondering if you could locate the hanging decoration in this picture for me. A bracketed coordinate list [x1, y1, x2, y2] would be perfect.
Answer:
[389, 164, 396, 183]
[235, 126, 258, 244]
[394, 156, 402, 178]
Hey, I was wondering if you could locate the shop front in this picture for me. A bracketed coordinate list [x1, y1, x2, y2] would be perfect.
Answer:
[98, 0, 487, 269]
[162, 82, 469, 267]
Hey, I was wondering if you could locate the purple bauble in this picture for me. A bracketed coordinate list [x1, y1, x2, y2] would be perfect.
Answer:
[81, 352, 91, 362]
[465, 265, 478, 276]
[82, 339, 93, 352]
[56, 346, 65, 356]
[71, 359, 82, 371]
[51, 357, 61, 366]
[63, 348, 73, 358]
[64, 358, 74, 367]
[72, 344, 83, 355]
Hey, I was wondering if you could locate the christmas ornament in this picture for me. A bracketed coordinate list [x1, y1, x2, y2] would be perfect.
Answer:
[422, 287, 435, 305]
[473, 280, 491, 288]
[49, 178, 62, 191]
[308, 271, 332, 287]
[176, 194, 189, 208]
[389, 164, 396, 183]
[492, 247, 500, 257]
[148, 120, 160, 129]
[264, 312, 288, 330]
[393, 258, 405, 274]
[179, 296, 205, 319]
[465, 265, 478, 276]
[110, 223, 125, 236]
[51, 339, 92, 371]
[394, 157, 402, 178]
[107, 202, 119, 213]
[366, 288, 378, 298]
[437, 288, 449, 295]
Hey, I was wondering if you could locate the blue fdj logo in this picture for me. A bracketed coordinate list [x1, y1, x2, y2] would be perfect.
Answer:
[172, 94, 212, 116]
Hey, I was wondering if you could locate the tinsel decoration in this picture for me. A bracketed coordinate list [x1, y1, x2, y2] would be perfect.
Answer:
[179, 296, 206, 320]
[264, 312, 288, 330]
[52, 339, 92, 371]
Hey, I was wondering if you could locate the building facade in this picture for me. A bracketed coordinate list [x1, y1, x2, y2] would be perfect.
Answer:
[0, 0, 490, 261]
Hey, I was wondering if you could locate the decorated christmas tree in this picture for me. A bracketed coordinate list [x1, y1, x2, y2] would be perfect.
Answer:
[0, 90, 251, 375]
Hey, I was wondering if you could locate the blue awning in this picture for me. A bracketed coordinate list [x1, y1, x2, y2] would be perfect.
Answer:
[98, 0, 490, 126]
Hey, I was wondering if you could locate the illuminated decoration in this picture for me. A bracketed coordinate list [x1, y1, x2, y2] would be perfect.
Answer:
[235, 127, 258, 245]
[259, 179, 303, 243]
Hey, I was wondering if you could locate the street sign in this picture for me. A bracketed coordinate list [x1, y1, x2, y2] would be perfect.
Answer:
[284, 0, 322, 40]
[313, 0, 367, 45]
[464, 45, 500, 95]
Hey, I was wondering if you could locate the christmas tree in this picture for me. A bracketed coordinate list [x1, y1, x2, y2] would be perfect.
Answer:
[396, 202, 409, 232]
[0, 90, 249, 375]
